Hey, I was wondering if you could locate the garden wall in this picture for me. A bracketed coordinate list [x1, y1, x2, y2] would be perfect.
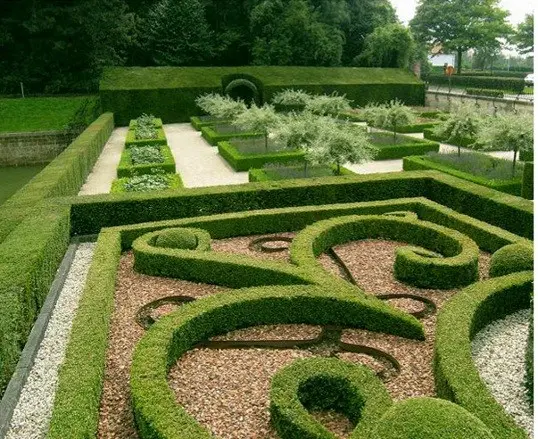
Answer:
[100, 66, 425, 125]
[0, 130, 76, 166]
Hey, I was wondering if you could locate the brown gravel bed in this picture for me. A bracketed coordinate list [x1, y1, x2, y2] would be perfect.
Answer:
[211, 232, 296, 263]
[98, 252, 226, 439]
[211, 324, 322, 342]
[384, 297, 426, 314]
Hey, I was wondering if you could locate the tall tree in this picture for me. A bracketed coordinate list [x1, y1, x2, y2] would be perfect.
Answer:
[514, 14, 534, 55]
[410, 0, 511, 74]
[250, 0, 344, 66]
[143, 0, 214, 66]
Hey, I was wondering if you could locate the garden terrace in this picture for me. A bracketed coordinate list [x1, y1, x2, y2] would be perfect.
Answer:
[0, 114, 533, 439]
[100, 67, 425, 125]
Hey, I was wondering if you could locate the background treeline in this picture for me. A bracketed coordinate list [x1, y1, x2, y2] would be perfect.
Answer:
[0, 0, 421, 94]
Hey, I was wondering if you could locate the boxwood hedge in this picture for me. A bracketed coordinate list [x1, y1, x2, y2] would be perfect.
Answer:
[116, 144, 176, 178]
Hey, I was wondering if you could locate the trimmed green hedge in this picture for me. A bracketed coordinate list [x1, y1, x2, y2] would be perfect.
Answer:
[130, 284, 422, 439]
[519, 149, 533, 162]
[218, 140, 305, 171]
[489, 243, 533, 277]
[125, 126, 167, 147]
[434, 271, 532, 439]
[68, 171, 533, 240]
[289, 214, 479, 289]
[373, 134, 439, 160]
[427, 74, 525, 93]
[190, 116, 230, 131]
[270, 358, 392, 439]
[117, 145, 176, 178]
[458, 71, 528, 78]
[128, 117, 163, 129]
[403, 155, 522, 196]
[153, 227, 211, 250]
[248, 165, 355, 182]
[201, 125, 261, 146]
[466, 88, 504, 98]
[521, 161, 533, 199]
[111, 173, 183, 193]
[386, 121, 440, 134]
[100, 66, 425, 125]
[423, 127, 475, 149]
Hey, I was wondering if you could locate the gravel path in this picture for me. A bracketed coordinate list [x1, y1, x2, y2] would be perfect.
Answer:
[164, 123, 248, 188]
[78, 127, 127, 195]
[472, 309, 533, 437]
[5, 243, 96, 439]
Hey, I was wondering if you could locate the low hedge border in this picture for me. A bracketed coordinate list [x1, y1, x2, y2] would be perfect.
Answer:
[248, 165, 355, 182]
[116, 145, 176, 178]
[47, 230, 121, 439]
[434, 271, 533, 439]
[290, 214, 479, 289]
[218, 141, 305, 171]
[68, 171, 533, 240]
[380, 121, 440, 134]
[270, 358, 392, 439]
[110, 173, 183, 193]
[128, 117, 163, 129]
[423, 127, 475, 149]
[521, 161, 533, 199]
[130, 284, 423, 439]
[427, 74, 525, 93]
[466, 88, 504, 98]
[403, 155, 522, 196]
[373, 135, 440, 160]
[200, 125, 261, 146]
[125, 126, 167, 147]
[190, 116, 230, 131]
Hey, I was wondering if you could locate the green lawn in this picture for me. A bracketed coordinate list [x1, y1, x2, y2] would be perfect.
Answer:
[0, 165, 46, 205]
[0, 96, 100, 133]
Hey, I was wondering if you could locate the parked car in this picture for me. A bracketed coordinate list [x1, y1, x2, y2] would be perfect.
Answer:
[524, 74, 534, 86]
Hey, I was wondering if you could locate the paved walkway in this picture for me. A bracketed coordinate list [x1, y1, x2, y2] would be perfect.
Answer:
[165, 123, 248, 188]
[78, 127, 127, 195]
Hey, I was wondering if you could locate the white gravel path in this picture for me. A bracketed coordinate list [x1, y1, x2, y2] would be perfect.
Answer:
[164, 123, 248, 188]
[5, 243, 96, 439]
[472, 309, 533, 437]
[78, 127, 127, 195]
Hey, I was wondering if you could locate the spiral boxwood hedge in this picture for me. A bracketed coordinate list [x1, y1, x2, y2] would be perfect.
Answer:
[270, 358, 392, 439]
[434, 271, 532, 439]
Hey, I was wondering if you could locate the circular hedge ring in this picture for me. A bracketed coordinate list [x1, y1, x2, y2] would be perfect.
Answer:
[224, 78, 260, 105]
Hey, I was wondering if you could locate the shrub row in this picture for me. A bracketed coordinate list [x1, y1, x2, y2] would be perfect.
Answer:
[427, 74, 525, 93]
[111, 173, 183, 193]
[403, 155, 522, 196]
[130, 284, 423, 439]
[68, 171, 533, 240]
[270, 358, 392, 439]
[521, 161, 533, 199]
[434, 271, 532, 439]
[458, 71, 528, 78]
[125, 126, 167, 147]
[386, 121, 440, 134]
[128, 117, 163, 129]
[218, 141, 305, 171]
[373, 135, 439, 160]
[248, 165, 355, 182]
[466, 88, 504, 98]
[190, 116, 230, 131]
[117, 145, 176, 178]
[201, 125, 261, 146]
[290, 214, 479, 289]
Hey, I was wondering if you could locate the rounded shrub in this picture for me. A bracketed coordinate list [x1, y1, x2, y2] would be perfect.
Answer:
[369, 397, 495, 439]
[154, 228, 198, 250]
[489, 243, 533, 278]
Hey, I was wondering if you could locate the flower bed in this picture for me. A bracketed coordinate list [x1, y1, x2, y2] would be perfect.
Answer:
[117, 145, 176, 178]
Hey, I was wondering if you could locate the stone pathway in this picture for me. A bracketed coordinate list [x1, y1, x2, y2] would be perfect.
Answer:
[78, 127, 127, 195]
[164, 123, 248, 188]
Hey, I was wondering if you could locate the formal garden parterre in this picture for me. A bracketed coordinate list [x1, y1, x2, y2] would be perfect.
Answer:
[0, 66, 534, 439]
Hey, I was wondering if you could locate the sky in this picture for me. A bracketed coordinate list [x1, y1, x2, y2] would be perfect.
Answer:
[389, 0, 534, 25]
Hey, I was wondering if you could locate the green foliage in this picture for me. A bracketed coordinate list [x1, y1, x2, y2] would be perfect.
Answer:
[272, 89, 312, 106]
[195, 93, 247, 120]
[489, 243, 534, 277]
[130, 146, 163, 165]
[112, 173, 182, 193]
[304, 93, 352, 115]
[141, 0, 214, 66]
[369, 398, 495, 439]
[201, 125, 261, 146]
[368, 100, 416, 141]
[403, 155, 522, 196]
[522, 161, 533, 200]
[250, 163, 355, 182]
[427, 74, 525, 92]
[355, 23, 415, 68]
[434, 272, 532, 439]
[466, 88, 504, 98]
[117, 145, 175, 178]
[233, 104, 281, 150]
[433, 103, 485, 154]
[125, 126, 167, 147]
[514, 14, 534, 55]
[411, 0, 511, 73]
[476, 111, 533, 156]
[154, 228, 198, 250]
[370, 134, 440, 160]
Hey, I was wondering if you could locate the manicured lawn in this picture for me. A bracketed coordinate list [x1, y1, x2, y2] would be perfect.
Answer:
[0, 96, 99, 133]
[0, 164, 46, 205]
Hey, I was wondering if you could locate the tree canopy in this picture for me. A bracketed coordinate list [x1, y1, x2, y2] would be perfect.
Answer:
[513, 14, 534, 55]
[410, 0, 511, 73]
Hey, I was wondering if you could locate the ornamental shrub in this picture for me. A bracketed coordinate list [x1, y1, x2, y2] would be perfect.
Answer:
[304, 92, 352, 116]
[489, 243, 534, 277]
[154, 228, 198, 250]
[272, 89, 312, 106]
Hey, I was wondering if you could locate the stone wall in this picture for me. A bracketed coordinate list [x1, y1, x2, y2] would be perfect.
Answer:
[0, 130, 76, 166]
[426, 91, 533, 115]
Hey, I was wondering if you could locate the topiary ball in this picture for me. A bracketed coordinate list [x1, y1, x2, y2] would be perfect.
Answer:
[489, 243, 533, 278]
[369, 397, 495, 439]
[154, 228, 198, 250]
